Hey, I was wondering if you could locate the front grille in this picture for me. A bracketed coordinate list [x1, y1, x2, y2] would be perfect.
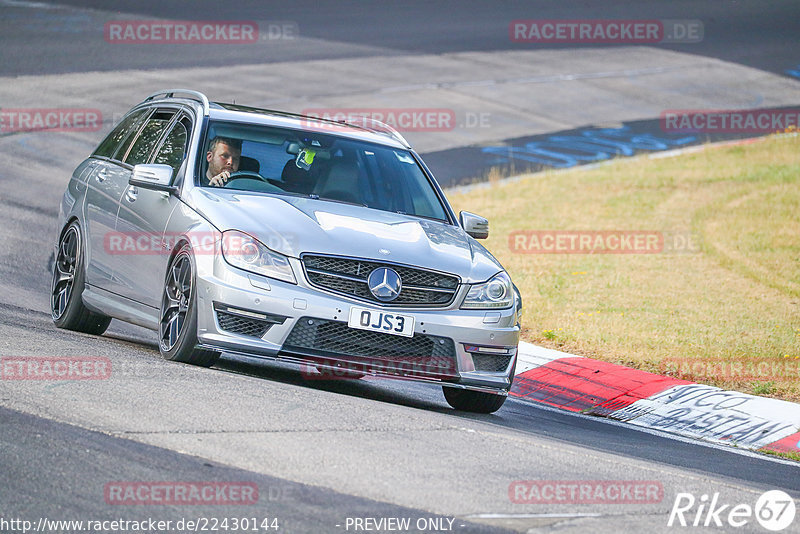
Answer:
[302, 255, 459, 307]
[282, 317, 457, 376]
[472, 353, 513, 373]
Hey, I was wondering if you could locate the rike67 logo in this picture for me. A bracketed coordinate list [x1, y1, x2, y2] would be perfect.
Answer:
[668, 490, 796, 531]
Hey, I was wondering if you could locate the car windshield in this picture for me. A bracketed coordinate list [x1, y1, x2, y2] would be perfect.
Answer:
[200, 120, 449, 222]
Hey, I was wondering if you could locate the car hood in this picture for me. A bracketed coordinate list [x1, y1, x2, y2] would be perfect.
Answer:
[185, 189, 504, 283]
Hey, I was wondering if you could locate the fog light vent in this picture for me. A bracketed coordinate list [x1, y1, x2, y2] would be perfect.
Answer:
[463, 344, 514, 372]
[214, 303, 286, 338]
[471, 353, 513, 373]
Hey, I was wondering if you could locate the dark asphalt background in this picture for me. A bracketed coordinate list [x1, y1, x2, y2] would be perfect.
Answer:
[3, 0, 799, 77]
[4, 0, 797, 184]
[0, 406, 511, 533]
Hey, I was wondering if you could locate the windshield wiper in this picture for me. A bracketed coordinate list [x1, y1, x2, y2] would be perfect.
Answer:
[311, 194, 368, 208]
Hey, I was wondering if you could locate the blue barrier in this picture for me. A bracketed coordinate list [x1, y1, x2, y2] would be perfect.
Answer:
[482, 126, 696, 168]
[785, 66, 800, 79]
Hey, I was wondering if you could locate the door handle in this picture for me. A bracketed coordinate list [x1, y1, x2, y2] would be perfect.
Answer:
[125, 186, 138, 203]
[96, 169, 108, 182]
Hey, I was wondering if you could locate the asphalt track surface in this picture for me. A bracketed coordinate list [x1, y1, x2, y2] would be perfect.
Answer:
[4, 0, 799, 77]
[1, 1, 800, 533]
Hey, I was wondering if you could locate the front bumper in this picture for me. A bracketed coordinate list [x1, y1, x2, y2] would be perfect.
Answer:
[194, 254, 520, 394]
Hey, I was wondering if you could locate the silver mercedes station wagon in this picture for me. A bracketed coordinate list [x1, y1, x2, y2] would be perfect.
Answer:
[52, 89, 521, 413]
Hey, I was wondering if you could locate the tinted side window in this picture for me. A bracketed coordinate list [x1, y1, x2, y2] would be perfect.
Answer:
[124, 111, 176, 166]
[153, 117, 191, 177]
[92, 109, 147, 159]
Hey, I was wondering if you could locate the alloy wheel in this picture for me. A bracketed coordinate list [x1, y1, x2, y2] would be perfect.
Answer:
[160, 253, 192, 351]
[51, 226, 79, 320]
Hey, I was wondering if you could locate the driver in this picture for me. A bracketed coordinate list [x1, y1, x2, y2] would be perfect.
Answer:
[205, 136, 242, 187]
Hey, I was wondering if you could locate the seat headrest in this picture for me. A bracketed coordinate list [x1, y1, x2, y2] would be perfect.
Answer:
[239, 156, 260, 174]
[280, 158, 317, 194]
[281, 158, 307, 181]
[314, 159, 362, 204]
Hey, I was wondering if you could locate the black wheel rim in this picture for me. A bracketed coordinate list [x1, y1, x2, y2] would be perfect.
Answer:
[160, 253, 192, 352]
[51, 226, 79, 320]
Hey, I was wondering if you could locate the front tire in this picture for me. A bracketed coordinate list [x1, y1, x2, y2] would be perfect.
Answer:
[51, 222, 112, 335]
[159, 245, 220, 367]
[442, 387, 507, 413]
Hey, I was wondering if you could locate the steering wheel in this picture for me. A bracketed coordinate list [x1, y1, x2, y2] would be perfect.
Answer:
[222, 170, 268, 185]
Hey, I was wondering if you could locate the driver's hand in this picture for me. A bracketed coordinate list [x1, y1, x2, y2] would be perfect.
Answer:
[209, 170, 231, 187]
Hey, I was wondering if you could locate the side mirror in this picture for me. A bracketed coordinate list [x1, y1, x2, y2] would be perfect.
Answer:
[129, 164, 177, 193]
[459, 211, 489, 239]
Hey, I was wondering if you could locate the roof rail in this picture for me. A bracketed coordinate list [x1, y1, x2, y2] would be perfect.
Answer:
[143, 89, 210, 116]
[344, 117, 410, 148]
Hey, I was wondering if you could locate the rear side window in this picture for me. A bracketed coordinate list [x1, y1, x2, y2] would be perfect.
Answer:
[124, 110, 176, 166]
[92, 109, 147, 159]
[153, 117, 191, 177]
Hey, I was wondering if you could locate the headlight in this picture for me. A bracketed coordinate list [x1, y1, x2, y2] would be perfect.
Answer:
[221, 230, 296, 284]
[461, 271, 514, 309]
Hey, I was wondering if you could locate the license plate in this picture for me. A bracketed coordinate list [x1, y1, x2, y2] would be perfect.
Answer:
[348, 307, 415, 338]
